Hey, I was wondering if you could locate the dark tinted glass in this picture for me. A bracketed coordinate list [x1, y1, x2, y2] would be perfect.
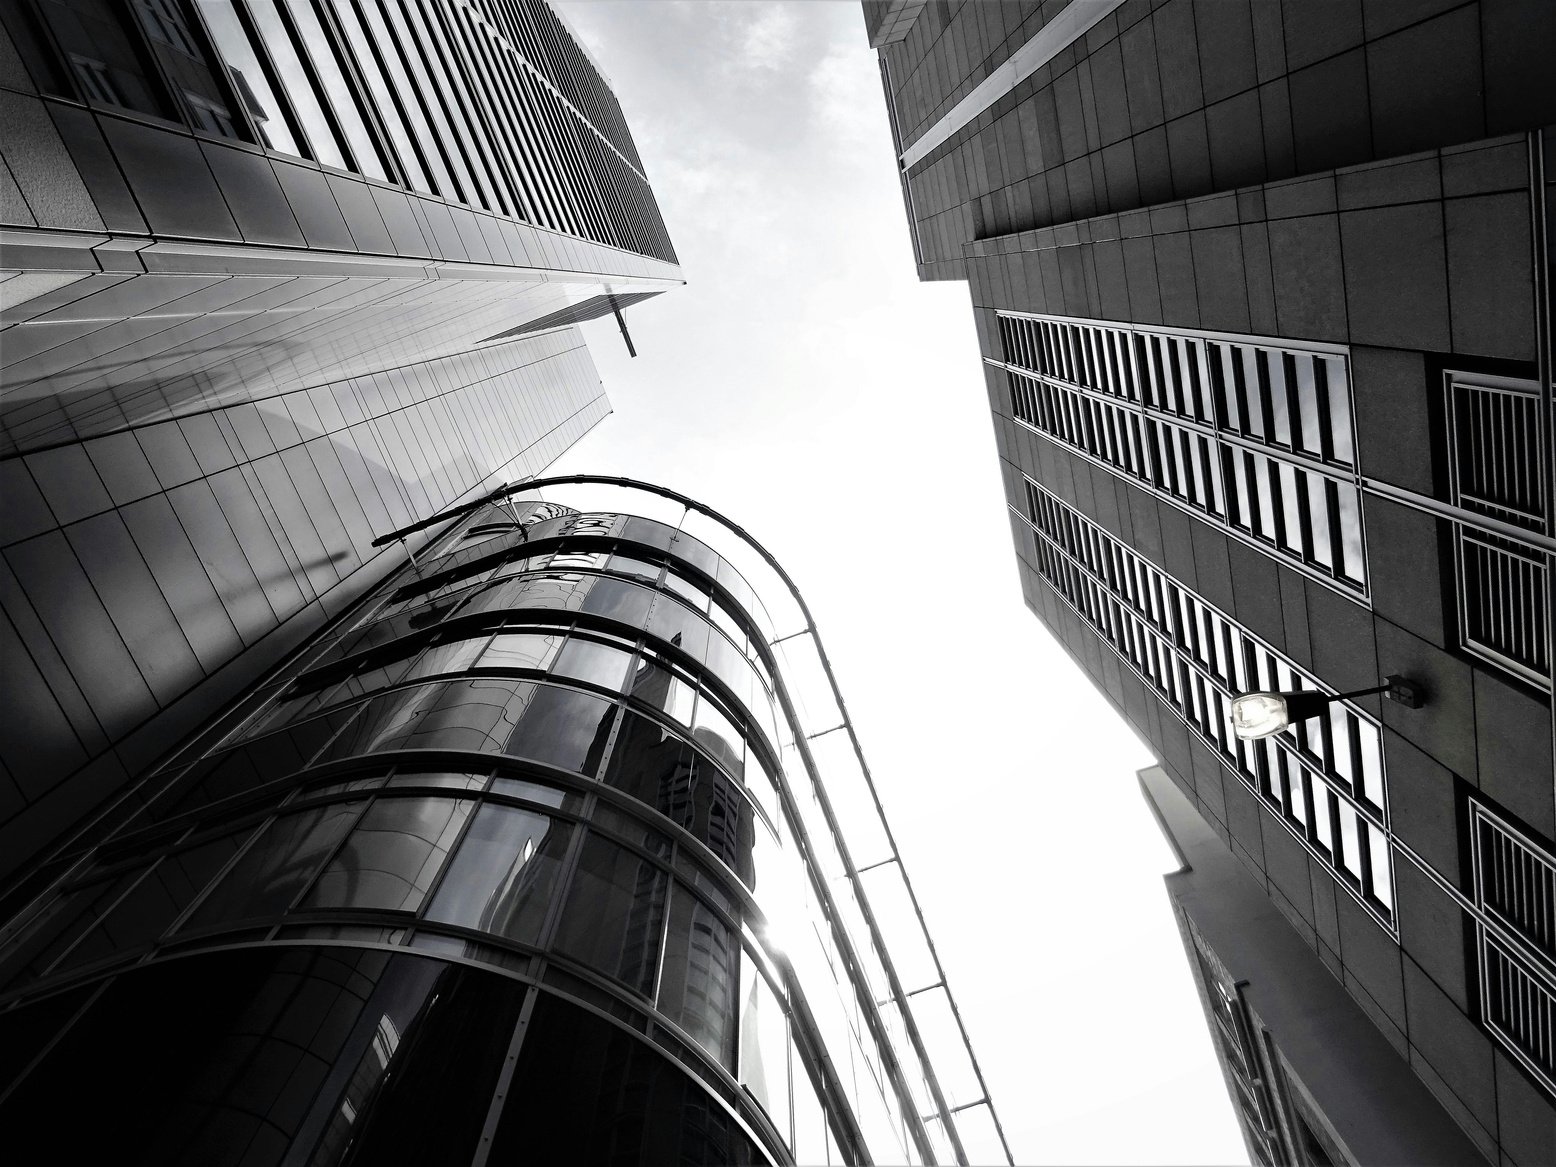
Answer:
[553, 834, 668, 997]
[183, 800, 363, 928]
[489, 993, 766, 1167]
[604, 712, 755, 884]
[0, 948, 524, 1167]
[503, 684, 615, 775]
[36, 0, 172, 117]
[658, 885, 740, 1069]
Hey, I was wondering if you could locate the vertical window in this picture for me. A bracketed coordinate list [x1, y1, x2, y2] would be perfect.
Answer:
[281, 0, 386, 178]
[244, 0, 345, 167]
[36, 0, 173, 117]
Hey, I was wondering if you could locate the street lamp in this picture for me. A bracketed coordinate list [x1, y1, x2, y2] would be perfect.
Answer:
[1230, 675, 1424, 741]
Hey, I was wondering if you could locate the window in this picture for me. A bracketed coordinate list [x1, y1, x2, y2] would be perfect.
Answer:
[1001, 313, 1366, 592]
[1023, 478, 1394, 922]
[1445, 374, 1549, 688]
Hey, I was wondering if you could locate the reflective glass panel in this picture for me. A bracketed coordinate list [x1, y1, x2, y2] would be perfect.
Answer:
[424, 804, 569, 944]
[551, 639, 633, 692]
[303, 796, 473, 912]
[327, 0, 428, 187]
[480, 631, 563, 672]
[503, 685, 614, 775]
[183, 801, 364, 927]
[38, 0, 171, 117]
[739, 956, 792, 1144]
[658, 884, 740, 1069]
[281, 0, 384, 176]
[553, 834, 668, 997]
[245, 0, 345, 167]
[198, 0, 299, 150]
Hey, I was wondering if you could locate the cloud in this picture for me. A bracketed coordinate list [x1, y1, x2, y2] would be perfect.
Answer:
[735, 5, 799, 71]
[808, 45, 885, 155]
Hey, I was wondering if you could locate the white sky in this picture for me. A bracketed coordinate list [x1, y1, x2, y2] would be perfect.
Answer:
[554, 4, 1248, 1163]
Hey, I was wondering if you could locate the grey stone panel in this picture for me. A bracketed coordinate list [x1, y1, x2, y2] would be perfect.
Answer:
[1288, 50, 1373, 175]
[1336, 888, 1407, 1029]
[1445, 191, 1536, 360]
[1364, 494, 1446, 650]
[1339, 203, 1451, 351]
[1226, 537, 1284, 646]
[1305, 579, 1380, 696]
[1481, 0, 1556, 132]
[1405, 957, 1498, 1133]
[1350, 347, 1434, 496]
[1473, 670, 1556, 839]
[0, 90, 103, 232]
[1282, 0, 1366, 71]
[1267, 214, 1347, 342]
[43, 104, 145, 234]
[1366, 7, 1485, 158]
[1277, 565, 1313, 671]
[100, 118, 239, 242]
[271, 161, 357, 252]
[1384, 729, 1465, 888]
[1393, 856, 1470, 1010]
[1494, 1049, 1556, 1167]
[1376, 618, 1479, 783]
[201, 143, 304, 248]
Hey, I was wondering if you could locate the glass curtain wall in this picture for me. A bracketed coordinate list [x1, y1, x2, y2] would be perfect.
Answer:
[0, 498, 967, 1166]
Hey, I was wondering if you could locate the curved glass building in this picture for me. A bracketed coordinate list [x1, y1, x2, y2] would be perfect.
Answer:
[0, 480, 1008, 1166]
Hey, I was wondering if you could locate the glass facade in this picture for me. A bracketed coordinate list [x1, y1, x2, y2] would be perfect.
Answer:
[0, 0, 681, 907]
[0, 491, 1005, 1165]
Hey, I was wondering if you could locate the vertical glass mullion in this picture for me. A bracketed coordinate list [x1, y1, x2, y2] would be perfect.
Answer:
[406, 0, 515, 216]
[449, 10, 541, 222]
[373, 0, 477, 204]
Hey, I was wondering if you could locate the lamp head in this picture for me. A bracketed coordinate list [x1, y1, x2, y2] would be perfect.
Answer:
[1230, 692, 1291, 740]
[1230, 690, 1333, 740]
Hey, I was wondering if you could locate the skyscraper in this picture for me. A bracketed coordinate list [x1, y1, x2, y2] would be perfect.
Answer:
[865, 1, 1555, 1160]
[0, 477, 1008, 1166]
[0, 0, 680, 891]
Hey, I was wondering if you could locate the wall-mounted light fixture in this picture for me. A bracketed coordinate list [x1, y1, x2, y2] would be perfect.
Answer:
[1230, 675, 1424, 741]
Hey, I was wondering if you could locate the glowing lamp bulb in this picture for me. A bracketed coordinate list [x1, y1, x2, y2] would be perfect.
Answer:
[1230, 692, 1292, 740]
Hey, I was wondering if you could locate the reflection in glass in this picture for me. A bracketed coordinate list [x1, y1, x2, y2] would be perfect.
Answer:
[184, 801, 364, 928]
[424, 805, 567, 945]
[553, 834, 668, 997]
[551, 638, 632, 692]
[489, 775, 580, 810]
[503, 685, 615, 775]
[658, 885, 739, 1068]
[199, 1, 299, 150]
[303, 797, 473, 912]
[327, 0, 428, 188]
[480, 630, 562, 672]
[245, 0, 345, 167]
[37, 0, 171, 118]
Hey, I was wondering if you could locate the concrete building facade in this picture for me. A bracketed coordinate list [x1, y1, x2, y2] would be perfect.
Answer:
[865, 1, 1556, 1161]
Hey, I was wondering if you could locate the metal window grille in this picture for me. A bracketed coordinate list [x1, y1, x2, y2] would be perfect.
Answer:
[1473, 806, 1556, 962]
[1446, 376, 1545, 530]
[1479, 931, 1556, 1092]
[1455, 527, 1551, 687]
[1444, 374, 1551, 690]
